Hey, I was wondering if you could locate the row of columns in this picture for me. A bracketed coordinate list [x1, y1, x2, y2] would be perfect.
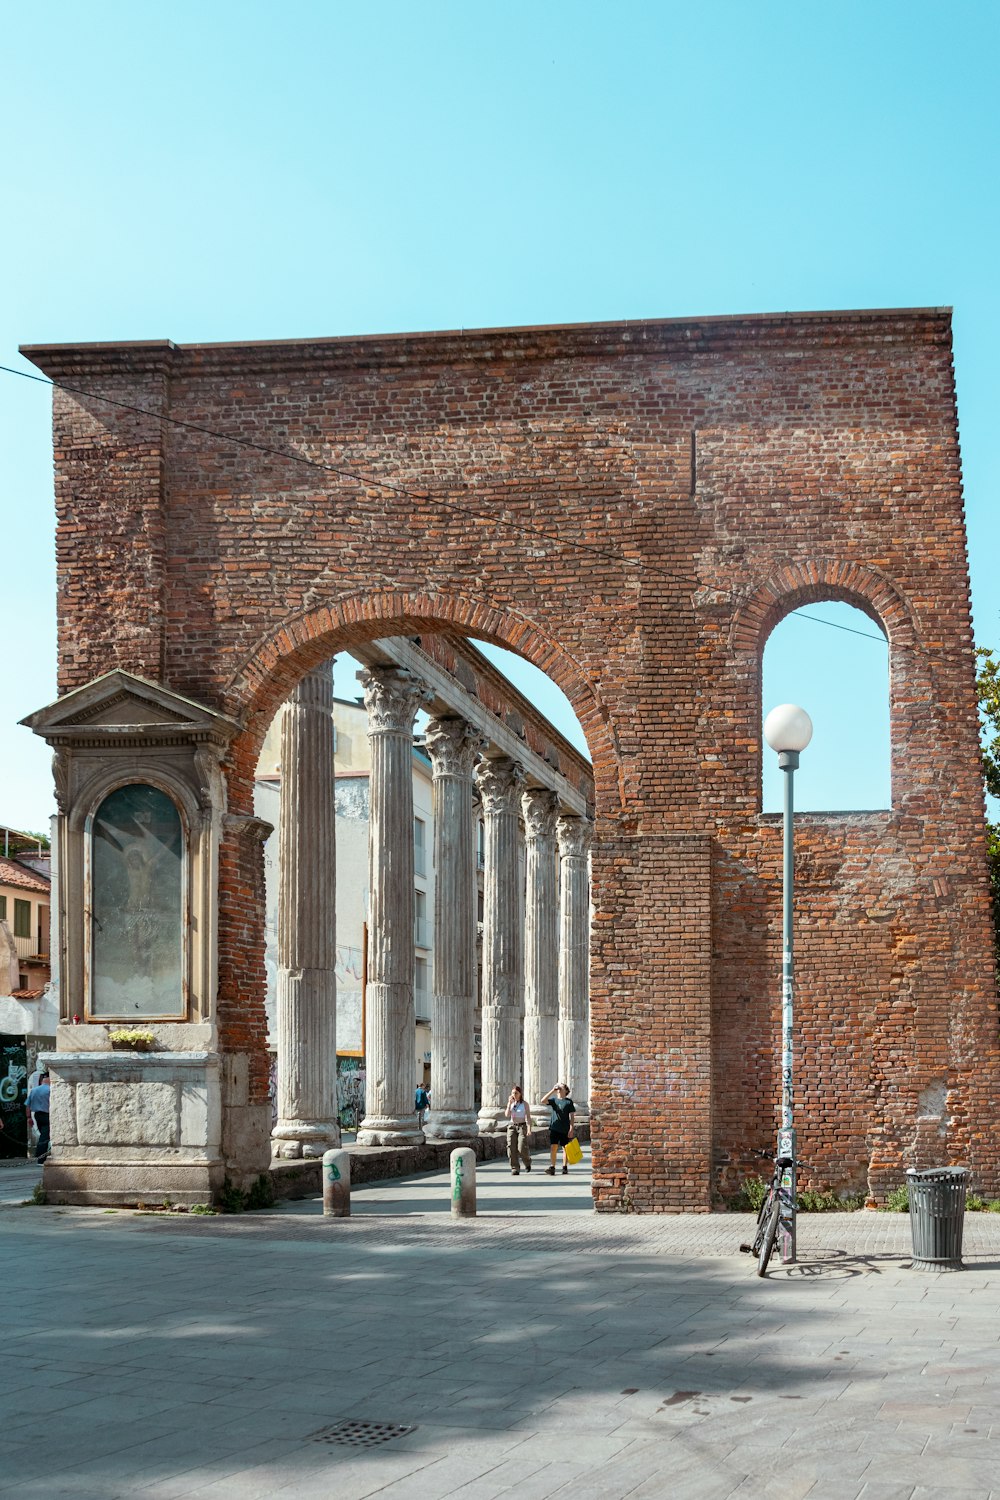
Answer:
[273, 663, 591, 1157]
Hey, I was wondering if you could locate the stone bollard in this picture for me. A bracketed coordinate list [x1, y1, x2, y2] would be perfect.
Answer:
[322, 1149, 351, 1217]
[450, 1147, 476, 1217]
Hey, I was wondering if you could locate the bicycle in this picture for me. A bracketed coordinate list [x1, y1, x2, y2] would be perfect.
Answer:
[739, 1148, 802, 1277]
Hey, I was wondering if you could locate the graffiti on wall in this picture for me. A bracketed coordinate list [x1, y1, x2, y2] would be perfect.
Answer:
[337, 1054, 366, 1132]
[0, 1035, 28, 1158]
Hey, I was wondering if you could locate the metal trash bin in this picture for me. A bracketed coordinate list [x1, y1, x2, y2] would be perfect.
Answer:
[906, 1166, 967, 1271]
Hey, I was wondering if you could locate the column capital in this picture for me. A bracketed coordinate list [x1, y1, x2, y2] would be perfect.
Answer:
[424, 716, 486, 779]
[557, 814, 593, 860]
[475, 755, 525, 815]
[521, 786, 559, 843]
[360, 666, 430, 735]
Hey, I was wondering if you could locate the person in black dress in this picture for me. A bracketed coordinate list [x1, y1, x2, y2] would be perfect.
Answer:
[541, 1082, 575, 1175]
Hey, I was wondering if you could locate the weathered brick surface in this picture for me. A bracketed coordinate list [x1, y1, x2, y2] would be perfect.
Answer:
[24, 309, 1000, 1209]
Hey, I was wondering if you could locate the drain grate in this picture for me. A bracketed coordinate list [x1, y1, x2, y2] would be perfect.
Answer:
[309, 1420, 416, 1449]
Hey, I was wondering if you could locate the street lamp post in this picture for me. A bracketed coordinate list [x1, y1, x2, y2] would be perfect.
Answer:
[763, 703, 813, 1265]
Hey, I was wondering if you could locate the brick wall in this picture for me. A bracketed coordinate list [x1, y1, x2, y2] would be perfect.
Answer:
[25, 309, 1000, 1208]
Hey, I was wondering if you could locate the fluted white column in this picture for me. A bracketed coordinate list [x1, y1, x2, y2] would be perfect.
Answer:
[356, 667, 429, 1146]
[423, 716, 484, 1141]
[558, 815, 592, 1122]
[272, 663, 340, 1159]
[522, 788, 559, 1117]
[476, 756, 525, 1132]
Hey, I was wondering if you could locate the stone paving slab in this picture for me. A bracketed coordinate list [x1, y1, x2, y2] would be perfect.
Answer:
[4, 1149, 1000, 1498]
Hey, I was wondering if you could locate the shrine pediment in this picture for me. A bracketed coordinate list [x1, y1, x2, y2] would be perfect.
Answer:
[22, 671, 243, 749]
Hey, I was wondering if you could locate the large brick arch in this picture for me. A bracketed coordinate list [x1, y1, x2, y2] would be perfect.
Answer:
[222, 586, 623, 817]
[24, 309, 1000, 1208]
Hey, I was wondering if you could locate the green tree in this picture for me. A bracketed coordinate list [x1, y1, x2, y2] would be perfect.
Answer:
[975, 648, 1000, 970]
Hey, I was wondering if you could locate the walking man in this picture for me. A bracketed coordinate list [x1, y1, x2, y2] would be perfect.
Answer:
[414, 1082, 430, 1129]
[26, 1071, 50, 1164]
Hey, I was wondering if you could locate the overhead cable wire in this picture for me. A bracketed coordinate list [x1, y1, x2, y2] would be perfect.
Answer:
[791, 611, 887, 644]
[1, 360, 888, 646]
[0, 361, 698, 591]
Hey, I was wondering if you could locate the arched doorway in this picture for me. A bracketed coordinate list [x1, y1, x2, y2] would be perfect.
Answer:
[251, 630, 595, 1202]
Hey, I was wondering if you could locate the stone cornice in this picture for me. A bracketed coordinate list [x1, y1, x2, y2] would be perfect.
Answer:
[19, 340, 175, 383]
[224, 812, 274, 846]
[22, 670, 243, 748]
[38, 726, 235, 752]
[356, 637, 591, 817]
[424, 635, 593, 793]
[20, 308, 952, 382]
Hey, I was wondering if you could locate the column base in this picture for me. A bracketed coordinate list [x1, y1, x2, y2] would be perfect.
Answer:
[271, 1119, 341, 1159]
[423, 1110, 480, 1143]
[477, 1107, 507, 1133]
[356, 1116, 424, 1147]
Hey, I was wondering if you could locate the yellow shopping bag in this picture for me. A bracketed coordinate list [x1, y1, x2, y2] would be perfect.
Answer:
[564, 1136, 583, 1165]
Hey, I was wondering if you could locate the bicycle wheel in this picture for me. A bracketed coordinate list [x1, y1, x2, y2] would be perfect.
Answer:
[750, 1189, 772, 1256]
[756, 1194, 780, 1277]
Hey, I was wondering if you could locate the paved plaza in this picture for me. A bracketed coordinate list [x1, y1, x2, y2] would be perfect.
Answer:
[2, 1149, 1000, 1499]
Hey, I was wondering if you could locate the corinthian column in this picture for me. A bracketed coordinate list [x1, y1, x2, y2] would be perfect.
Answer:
[356, 667, 429, 1146]
[557, 815, 592, 1123]
[476, 756, 526, 1132]
[522, 788, 559, 1117]
[423, 717, 485, 1142]
[272, 663, 340, 1159]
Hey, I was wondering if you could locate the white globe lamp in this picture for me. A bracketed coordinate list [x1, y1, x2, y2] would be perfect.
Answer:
[763, 704, 813, 756]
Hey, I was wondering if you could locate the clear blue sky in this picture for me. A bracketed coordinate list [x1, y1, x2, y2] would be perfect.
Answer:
[2, 1, 996, 828]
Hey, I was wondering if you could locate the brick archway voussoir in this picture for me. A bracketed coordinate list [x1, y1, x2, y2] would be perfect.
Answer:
[730, 560, 919, 656]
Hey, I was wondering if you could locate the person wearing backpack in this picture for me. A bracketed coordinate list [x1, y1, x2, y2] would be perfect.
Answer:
[26, 1071, 51, 1164]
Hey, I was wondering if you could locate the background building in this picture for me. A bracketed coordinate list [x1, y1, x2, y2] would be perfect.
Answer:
[0, 827, 55, 1158]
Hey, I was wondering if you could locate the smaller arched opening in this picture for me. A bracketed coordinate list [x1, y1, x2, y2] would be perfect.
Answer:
[731, 561, 914, 815]
[761, 600, 890, 813]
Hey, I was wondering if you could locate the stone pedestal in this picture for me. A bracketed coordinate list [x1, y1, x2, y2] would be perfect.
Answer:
[41, 1031, 222, 1206]
[272, 665, 341, 1159]
[356, 668, 429, 1146]
[558, 816, 592, 1122]
[476, 756, 525, 1133]
[522, 788, 559, 1117]
[423, 717, 484, 1142]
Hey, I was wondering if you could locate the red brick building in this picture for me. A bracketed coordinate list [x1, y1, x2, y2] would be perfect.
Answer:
[23, 308, 1000, 1208]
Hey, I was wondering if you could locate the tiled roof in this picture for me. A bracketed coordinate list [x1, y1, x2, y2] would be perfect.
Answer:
[11, 988, 45, 1000]
[0, 857, 50, 894]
